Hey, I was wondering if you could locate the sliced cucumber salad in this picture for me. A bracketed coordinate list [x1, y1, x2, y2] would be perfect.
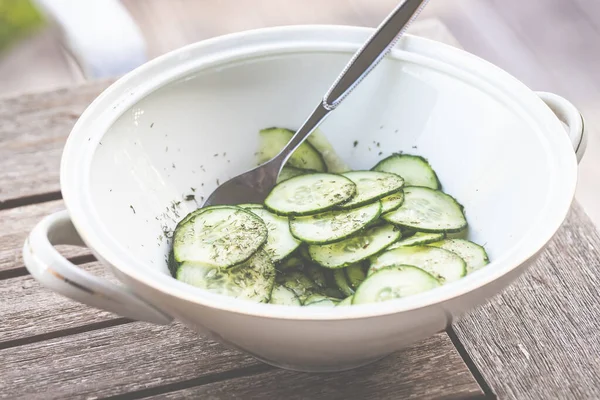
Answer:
[168, 127, 490, 306]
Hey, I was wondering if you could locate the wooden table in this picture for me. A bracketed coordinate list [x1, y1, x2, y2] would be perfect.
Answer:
[2, 19, 600, 400]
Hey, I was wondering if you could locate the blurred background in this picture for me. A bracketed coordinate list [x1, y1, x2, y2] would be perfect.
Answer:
[1, 0, 598, 225]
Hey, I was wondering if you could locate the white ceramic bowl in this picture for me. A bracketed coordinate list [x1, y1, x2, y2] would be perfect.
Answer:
[24, 25, 587, 372]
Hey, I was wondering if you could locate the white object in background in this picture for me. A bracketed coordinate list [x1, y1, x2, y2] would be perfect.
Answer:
[33, 0, 147, 79]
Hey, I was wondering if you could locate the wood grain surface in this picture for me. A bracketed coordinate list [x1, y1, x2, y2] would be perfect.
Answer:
[0, 261, 122, 345]
[0, 200, 92, 276]
[454, 202, 600, 400]
[0, 324, 483, 400]
[0, 321, 259, 400]
[0, 81, 110, 206]
[143, 334, 485, 400]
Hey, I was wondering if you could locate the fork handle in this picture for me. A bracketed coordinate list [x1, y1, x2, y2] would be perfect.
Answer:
[274, 0, 428, 170]
[324, 0, 428, 109]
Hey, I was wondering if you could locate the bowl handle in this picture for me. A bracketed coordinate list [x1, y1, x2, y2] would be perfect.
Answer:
[22, 210, 172, 325]
[537, 91, 588, 163]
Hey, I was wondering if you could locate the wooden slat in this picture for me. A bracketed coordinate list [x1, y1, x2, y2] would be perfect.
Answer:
[0, 324, 483, 400]
[0, 261, 120, 344]
[0, 200, 90, 275]
[454, 203, 600, 399]
[144, 333, 485, 400]
[0, 322, 259, 400]
[0, 81, 109, 205]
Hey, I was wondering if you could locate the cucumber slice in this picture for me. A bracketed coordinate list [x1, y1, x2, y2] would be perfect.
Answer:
[339, 171, 404, 209]
[308, 223, 401, 269]
[345, 263, 367, 290]
[382, 187, 467, 233]
[175, 209, 200, 231]
[258, 127, 326, 172]
[289, 201, 381, 244]
[168, 250, 179, 277]
[176, 249, 275, 303]
[265, 173, 356, 216]
[353, 265, 441, 304]
[428, 239, 489, 274]
[370, 246, 466, 284]
[446, 229, 469, 240]
[380, 190, 404, 214]
[269, 285, 301, 306]
[303, 294, 340, 307]
[277, 256, 304, 271]
[399, 229, 416, 238]
[322, 287, 345, 299]
[173, 206, 267, 267]
[174, 205, 231, 232]
[238, 203, 264, 209]
[246, 207, 301, 262]
[277, 166, 313, 183]
[276, 270, 320, 304]
[304, 264, 328, 289]
[366, 218, 387, 228]
[305, 299, 339, 307]
[387, 232, 446, 250]
[333, 269, 355, 297]
[337, 296, 354, 306]
[306, 128, 351, 173]
[372, 154, 440, 189]
[298, 245, 312, 262]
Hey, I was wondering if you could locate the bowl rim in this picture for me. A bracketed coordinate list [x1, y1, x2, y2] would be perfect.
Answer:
[61, 24, 577, 320]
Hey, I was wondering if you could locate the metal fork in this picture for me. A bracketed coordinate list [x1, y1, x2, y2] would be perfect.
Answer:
[203, 0, 428, 207]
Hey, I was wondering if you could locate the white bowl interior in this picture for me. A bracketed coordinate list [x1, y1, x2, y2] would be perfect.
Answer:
[89, 47, 562, 289]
